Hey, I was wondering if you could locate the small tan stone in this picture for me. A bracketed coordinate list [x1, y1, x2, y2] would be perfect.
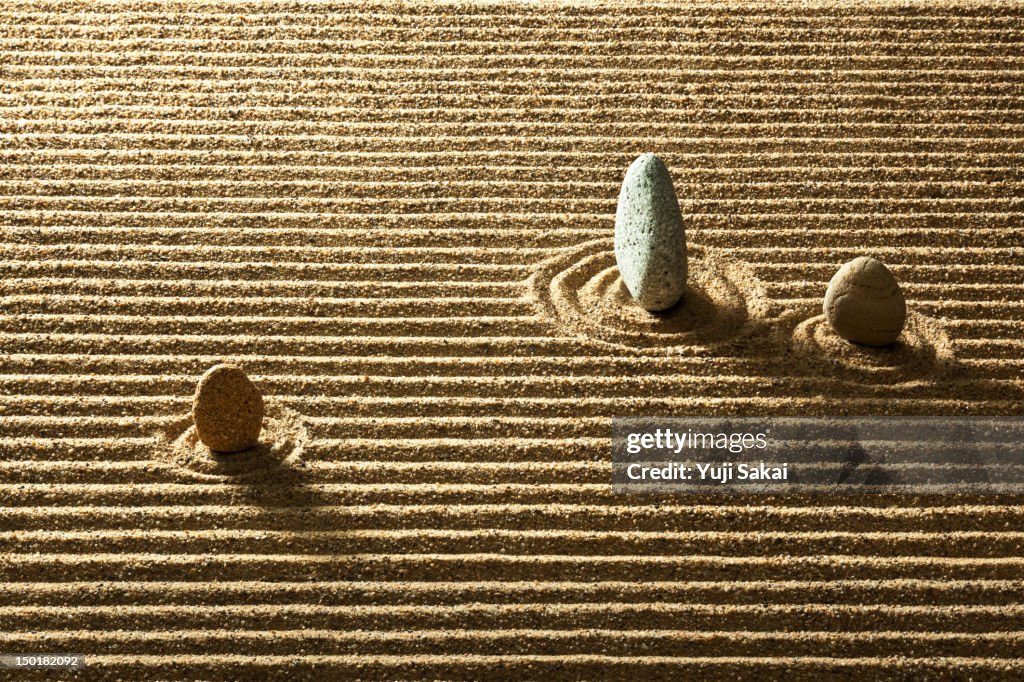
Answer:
[192, 364, 264, 453]
[823, 256, 907, 347]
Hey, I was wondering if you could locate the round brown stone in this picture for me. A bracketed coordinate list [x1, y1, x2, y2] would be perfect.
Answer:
[192, 364, 264, 453]
[823, 256, 907, 347]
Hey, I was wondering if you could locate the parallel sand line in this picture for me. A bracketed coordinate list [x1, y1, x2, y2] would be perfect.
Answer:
[5, 555, 1024, 585]
[2, 461, 607, 482]
[10, 35, 1024, 46]
[4, 344, 1020, 374]
[2, 630, 1024, 661]
[9, 388, 1006, 415]
[1, 368, 1016, 393]
[0, 304, 540, 320]
[6, 34, 1024, 46]
[8, 198, 1024, 215]
[0, 344, 1018, 371]
[5, 439, 1024, 466]
[8, 461, 1024, 484]
[0, 655, 1010, 678]
[10, 70, 1024, 82]
[0, 262, 534, 283]
[10, 55, 1024, 67]
[13, 127, 1024, 139]
[1, 378, 1020, 414]
[6, 226, 1024, 249]
[10, 95, 1024, 108]
[9, 57, 1024, 69]
[14, 112, 1024, 127]
[7, 504, 1024, 534]
[2, 10, 1022, 19]
[0, 658, 1015, 681]
[6, 600, 1024, 618]
[11, 278, 1021, 302]
[10, 54, 1024, 63]
[7, 149, 1024, 160]
[2, 239, 1019, 253]
[7, 82, 1024, 96]
[6, 603, 1024, 635]
[5, 371, 1021, 403]
[6, 189, 1024, 206]
[0, 661, 1013, 682]
[0, 321, 581, 341]
[0, 318, 569, 340]
[9, 435, 1024, 464]
[7, 211, 1024, 226]
[12, 138, 1024, 156]
[7, 450, 1024, 477]
[1, 288, 1017, 311]
[9, 79, 1024, 95]
[5, 7, 1024, 19]
[7, 101, 1024, 118]
[10, 21, 1024, 33]
[3, 171, 1024, 189]
[3, 411, 1024, 443]
[2, 247, 1021, 269]
[4, 158, 1023, 170]
[5, 530, 1024, 559]
[4, 10, 1023, 21]
[1, 331, 1019, 355]
[13, 177, 1024, 194]
[4, 400, 1022, 428]
[6, 618, 1024, 647]
[0, 280, 524, 298]
[1, 354, 1020, 380]
[7, 502, 1024, 517]
[0, 243, 555, 260]
[17, 116, 1024, 127]
[5, 630, 1020, 658]
[5, 578, 1023, 606]
[9, 33, 1024, 44]
[7, 483, 1024, 508]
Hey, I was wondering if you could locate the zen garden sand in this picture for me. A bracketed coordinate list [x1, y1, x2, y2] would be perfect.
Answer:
[3, 2, 1023, 679]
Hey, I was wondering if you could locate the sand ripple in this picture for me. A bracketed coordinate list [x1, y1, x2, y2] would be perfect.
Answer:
[791, 312, 955, 384]
[530, 239, 777, 354]
[155, 404, 308, 481]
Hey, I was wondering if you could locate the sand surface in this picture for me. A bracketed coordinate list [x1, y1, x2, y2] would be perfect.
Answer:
[2, 1, 1024, 679]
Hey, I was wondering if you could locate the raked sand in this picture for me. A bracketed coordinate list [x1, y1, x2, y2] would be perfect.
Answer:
[2, 1, 1024, 679]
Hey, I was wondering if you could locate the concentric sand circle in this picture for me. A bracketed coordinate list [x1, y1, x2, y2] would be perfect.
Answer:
[155, 404, 308, 481]
[530, 239, 777, 354]
[791, 312, 955, 384]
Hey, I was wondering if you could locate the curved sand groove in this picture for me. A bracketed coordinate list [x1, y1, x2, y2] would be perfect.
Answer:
[530, 239, 780, 354]
[153, 404, 307, 482]
[791, 312, 956, 384]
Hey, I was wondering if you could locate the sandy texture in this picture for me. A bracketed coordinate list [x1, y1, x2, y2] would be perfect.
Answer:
[1, 1, 1024, 680]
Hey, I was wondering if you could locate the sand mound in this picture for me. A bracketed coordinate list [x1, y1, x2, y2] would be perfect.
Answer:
[155, 404, 308, 482]
[791, 312, 956, 384]
[530, 239, 779, 354]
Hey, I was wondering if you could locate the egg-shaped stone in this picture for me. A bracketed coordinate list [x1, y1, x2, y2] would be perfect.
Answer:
[823, 256, 907, 347]
[192, 363, 264, 453]
[614, 153, 688, 311]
